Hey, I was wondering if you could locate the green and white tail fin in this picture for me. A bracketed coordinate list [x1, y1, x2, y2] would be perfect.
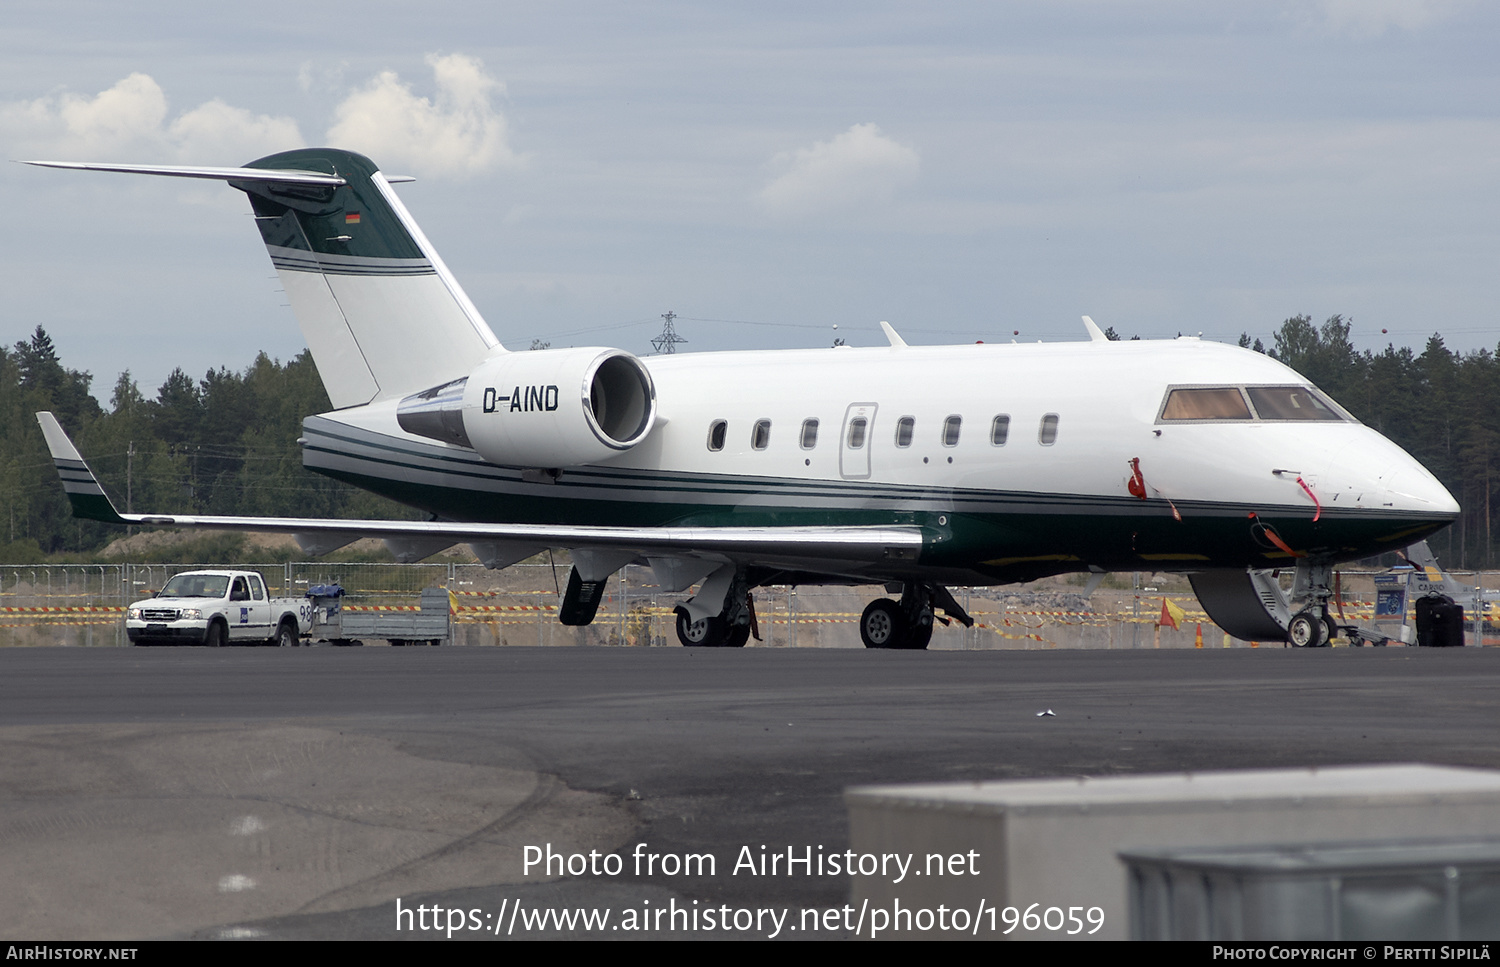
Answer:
[23, 149, 504, 409]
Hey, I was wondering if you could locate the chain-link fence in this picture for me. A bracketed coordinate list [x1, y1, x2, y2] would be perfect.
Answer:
[3, 562, 1496, 648]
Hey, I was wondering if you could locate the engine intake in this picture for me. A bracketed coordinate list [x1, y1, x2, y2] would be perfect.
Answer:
[398, 347, 657, 467]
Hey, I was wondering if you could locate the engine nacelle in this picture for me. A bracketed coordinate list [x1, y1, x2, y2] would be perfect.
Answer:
[397, 347, 657, 467]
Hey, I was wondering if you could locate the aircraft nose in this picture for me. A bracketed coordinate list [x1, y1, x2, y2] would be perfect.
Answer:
[1380, 465, 1460, 517]
[1326, 432, 1459, 518]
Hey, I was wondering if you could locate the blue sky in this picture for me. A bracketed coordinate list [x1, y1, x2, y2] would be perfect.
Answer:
[3, 1, 1498, 399]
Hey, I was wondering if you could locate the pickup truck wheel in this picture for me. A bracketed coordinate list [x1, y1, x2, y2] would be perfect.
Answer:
[205, 621, 227, 648]
[273, 620, 297, 648]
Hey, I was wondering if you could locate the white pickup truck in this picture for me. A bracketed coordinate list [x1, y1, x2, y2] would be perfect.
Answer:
[126, 570, 314, 647]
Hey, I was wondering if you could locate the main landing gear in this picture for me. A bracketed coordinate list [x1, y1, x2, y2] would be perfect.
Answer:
[669, 568, 975, 651]
[674, 569, 755, 647]
[674, 607, 752, 648]
[859, 583, 974, 650]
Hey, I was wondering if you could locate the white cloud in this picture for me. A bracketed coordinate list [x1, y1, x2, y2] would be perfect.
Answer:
[759, 123, 919, 217]
[0, 73, 303, 161]
[169, 100, 306, 161]
[1310, 0, 1469, 37]
[324, 53, 519, 178]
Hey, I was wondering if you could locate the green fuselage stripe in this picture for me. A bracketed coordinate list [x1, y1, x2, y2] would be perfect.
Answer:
[302, 421, 1449, 583]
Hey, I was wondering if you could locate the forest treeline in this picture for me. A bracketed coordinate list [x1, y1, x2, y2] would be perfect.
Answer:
[0, 327, 416, 562]
[0, 316, 1492, 566]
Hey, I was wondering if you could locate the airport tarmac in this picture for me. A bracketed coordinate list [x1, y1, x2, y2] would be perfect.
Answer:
[2, 645, 1497, 940]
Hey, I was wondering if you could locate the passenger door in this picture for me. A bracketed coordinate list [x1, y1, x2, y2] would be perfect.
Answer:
[840, 403, 877, 480]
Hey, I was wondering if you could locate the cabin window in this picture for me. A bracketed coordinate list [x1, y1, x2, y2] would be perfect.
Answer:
[895, 416, 914, 448]
[800, 419, 819, 449]
[250, 576, 265, 600]
[707, 420, 727, 451]
[1039, 413, 1059, 445]
[990, 415, 1010, 446]
[942, 416, 962, 447]
[1246, 386, 1345, 422]
[1161, 387, 1252, 421]
[847, 417, 868, 449]
[752, 419, 772, 450]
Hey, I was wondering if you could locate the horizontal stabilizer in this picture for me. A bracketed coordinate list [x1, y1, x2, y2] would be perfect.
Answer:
[20, 160, 346, 186]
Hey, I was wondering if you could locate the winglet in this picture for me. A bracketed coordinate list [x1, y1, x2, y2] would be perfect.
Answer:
[879, 320, 908, 349]
[35, 412, 127, 524]
[1082, 315, 1108, 343]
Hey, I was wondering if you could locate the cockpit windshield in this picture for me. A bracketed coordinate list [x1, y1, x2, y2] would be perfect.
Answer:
[1244, 386, 1344, 421]
[1158, 385, 1348, 423]
[1161, 388, 1252, 421]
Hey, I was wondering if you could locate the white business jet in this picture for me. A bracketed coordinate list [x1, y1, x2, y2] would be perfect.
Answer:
[28, 149, 1459, 649]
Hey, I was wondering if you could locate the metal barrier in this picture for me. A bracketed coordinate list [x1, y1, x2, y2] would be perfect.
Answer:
[3, 563, 1496, 648]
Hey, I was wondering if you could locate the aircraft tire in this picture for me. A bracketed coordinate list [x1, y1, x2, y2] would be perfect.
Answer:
[725, 623, 751, 648]
[1321, 614, 1340, 647]
[1287, 610, 1326, 648]
[675, 606, 728, 647]
[860, 598, 905, 649]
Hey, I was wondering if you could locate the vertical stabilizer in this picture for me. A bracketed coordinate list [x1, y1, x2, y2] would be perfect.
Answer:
[237, 148, 502, 407]
[24, 150, 504, 409]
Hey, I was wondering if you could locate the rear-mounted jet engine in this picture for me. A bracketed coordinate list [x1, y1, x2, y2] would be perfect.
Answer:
[397, 347, 657, 467]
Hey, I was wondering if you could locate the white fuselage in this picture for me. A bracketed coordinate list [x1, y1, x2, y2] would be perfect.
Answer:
[304, 337, 1456, 584]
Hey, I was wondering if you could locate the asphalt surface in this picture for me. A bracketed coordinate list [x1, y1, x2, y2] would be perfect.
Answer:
[2, 644, 1498, 940]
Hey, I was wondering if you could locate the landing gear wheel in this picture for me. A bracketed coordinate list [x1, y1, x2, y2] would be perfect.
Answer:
[675, 606, 728, 647]
[1287, 610, 1328, 648]
[860, 598, 905, 649]
[725, 623, 751, 648]
[1321, 614, 1340, 647]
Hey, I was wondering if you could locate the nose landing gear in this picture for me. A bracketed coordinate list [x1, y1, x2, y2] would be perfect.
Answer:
[1287, 608, 1333, 648]
[1287, 560, 1343, 647]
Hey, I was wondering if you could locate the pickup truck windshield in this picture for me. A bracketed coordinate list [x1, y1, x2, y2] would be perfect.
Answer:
[160, 574, 230, 598]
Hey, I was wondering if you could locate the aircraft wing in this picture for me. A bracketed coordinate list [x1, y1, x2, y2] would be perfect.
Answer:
[37, 412, 924, 574]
